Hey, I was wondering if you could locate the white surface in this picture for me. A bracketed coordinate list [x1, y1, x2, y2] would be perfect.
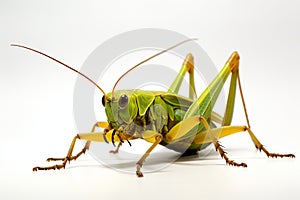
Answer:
[1, 1, 300, 200]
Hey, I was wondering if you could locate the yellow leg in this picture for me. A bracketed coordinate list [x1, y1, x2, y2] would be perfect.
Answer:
[32, 122, 136, 171]
[80, 121, 111, 156]
[165, 114, 294, 167]
[190, 117, 247, 167]
[45, 121, 109, 163]
[72, 121, 111, 159]
[246, 127, 295, 158]
[165, 115, 205, 142]
[136, 132, 163, 177]
[192, 125, 295, 167]
[33, 134, 80, 171]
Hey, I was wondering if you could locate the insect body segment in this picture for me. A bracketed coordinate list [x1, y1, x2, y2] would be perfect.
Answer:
[104, 90, 187, 137]
[12, 41, 295, 178]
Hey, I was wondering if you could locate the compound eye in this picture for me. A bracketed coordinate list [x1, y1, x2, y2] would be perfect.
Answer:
[118, 94, 128, 109]
[101, 95, 105, 107]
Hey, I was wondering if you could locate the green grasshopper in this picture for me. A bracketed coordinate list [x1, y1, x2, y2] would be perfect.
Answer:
[12, 39, 295, 177]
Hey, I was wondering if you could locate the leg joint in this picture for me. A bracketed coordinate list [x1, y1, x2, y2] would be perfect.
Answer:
[227, 51, 240, 72]
[76, 134, 80, 140]
[184, 53, 194, 73]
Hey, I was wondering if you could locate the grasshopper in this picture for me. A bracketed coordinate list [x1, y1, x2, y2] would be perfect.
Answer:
[12, 40, 295, 177]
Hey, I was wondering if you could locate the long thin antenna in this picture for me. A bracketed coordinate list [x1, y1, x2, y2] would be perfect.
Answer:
[111, 38, 198, 96]
[11, 44, 107, 98]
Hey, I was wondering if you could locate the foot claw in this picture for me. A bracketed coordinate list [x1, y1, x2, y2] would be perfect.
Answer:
[32, 163, 66, 171]
[109, 150, 119, 154]
[136, 171, 144, 177]
[227, 160, 247, 168]
[267, 153, 296, 158]
[261, 146, 295, 159]
[46, 157, 65, 162]
[290, 154, 296, 158]
[240, 162, 248, 167]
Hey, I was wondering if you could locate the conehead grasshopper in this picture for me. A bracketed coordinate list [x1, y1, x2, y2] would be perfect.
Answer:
[12, 39, 295, 177]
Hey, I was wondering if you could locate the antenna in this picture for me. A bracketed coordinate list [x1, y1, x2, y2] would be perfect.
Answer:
[111, 38, 198, 96]
[11, 44, 108, 99]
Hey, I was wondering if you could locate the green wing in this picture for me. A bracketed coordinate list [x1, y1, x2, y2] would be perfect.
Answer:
[160, 93, 192, 110]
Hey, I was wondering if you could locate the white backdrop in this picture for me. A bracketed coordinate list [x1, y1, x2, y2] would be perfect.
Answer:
[1, 1, 300, 200]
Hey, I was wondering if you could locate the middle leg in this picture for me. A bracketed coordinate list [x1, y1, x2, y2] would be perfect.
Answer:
[136, 131, 163, 177]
